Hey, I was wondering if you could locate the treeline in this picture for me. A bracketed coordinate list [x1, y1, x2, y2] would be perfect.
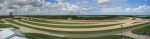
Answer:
[137, 17, 150, 19]
[27, 15, 126, 20]
[0, 15, 139, 20]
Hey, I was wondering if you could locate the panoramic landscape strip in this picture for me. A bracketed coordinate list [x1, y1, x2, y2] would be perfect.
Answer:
[0, 16, 150, 39]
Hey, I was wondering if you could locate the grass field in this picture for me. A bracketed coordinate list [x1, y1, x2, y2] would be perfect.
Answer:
[0, 19, 5, 24]
[0, 24, 18, 29]
[19, 19, 123, 28]
[0, 16, 148, 39]
[132, 23, 150, 36]
[25, 33, 134, 39]
[5, 18, 147, 34]
[31, 18, 124, 24]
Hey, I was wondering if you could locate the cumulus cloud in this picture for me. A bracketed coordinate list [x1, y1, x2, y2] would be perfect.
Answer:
[0, 0, 97, 15]
[0, 0, 44, 9]
[100, 5, 150, 15]
[97, 0, 110, 4]
[0, 0, 45, 15]
[52, 2, 81, 11]
[125, 5, 150, 12]
[44, 0, 98, 15]
[99, 0, 150, 15]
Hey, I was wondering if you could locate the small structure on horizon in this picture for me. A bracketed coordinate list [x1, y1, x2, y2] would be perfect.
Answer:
[9, 12, 14, 17]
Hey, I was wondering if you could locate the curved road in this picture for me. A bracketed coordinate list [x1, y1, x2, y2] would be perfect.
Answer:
[11, 19, 146, 32]
[2, 18, 150, 38]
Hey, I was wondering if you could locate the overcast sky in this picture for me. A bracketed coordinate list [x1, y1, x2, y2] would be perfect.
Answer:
[0, 0, 149, 15]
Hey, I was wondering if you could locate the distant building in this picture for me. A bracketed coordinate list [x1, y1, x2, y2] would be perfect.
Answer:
[0, 28, 28, 39]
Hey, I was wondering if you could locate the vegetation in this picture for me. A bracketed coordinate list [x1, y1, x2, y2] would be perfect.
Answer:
[19, 19, 123, 28]
[0, 21, 4, 23]
[0, 19, 4, 23]
[25, 33, 134, 39]
[0, 16, 149, 39]
[28, 16, 127, 20]
[30, 18, 93, 24]
[132, 23, 150, 36]
[30, 18, 119, 24]
[6, 19, 147, 34]
[136, 16, 150, 19]
[0, 24, 18, 29]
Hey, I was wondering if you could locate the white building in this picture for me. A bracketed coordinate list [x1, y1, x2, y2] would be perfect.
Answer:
[0, 28, 28, 39]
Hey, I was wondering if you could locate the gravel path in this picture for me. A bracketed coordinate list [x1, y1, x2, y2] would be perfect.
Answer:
[2, 18, 150, 38]
[34, 18, 128, 24]
[117, 31, 150, 39]
[115, 19, 150, 39]
[22, 19, 126, 26]
[12, 19, 146, 32]
[1, 19, 128, 38]
[2, 19, 72, 37]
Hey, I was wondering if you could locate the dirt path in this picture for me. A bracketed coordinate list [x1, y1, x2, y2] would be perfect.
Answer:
[2, 19, 72, 37]
[0, 19, 130, 38]
[115, 19, 150, 39]
[2, 18, 150, 38]
[12, 19, 146, 32]
[22, 19, 126, 26]
[34, 18, 128, 24]
[116, 31, 150, 39]
[2, 19, 49, 34]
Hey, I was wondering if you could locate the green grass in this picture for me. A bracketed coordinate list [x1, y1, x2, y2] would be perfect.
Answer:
[0, 24, 18, 29]
[29, 16, 128, 20]
[132, 23, 150, 36]
[25, 33, 134, 39]
[19, 19, 123, 28]
[31, 18, 118, 24]
[137, 17, 150, 19]
[32, 18, 90, 24]
[6, 19, 147, 34]
[6, 19, 121, 34]
[0, 19, 5, 23]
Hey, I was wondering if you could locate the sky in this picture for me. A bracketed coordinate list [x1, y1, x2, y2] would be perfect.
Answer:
[0, 0, 149, 15]
[98, 0, 150, 15]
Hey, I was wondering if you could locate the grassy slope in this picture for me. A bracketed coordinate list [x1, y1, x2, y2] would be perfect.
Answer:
[6, 19, 147, 34]
[31, 18, 93, 24]
[30, 16, 127, 20]
[19, 19, 123, 28]
[0, 19, 5, 23]
[25, 33, 134, 39]
[0, 24, 18, 29]
[31, 18, 119, 24]
[132, 23, 150, 36]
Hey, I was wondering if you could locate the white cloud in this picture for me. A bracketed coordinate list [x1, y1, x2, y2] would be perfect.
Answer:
[97, 0, 110, 4]
[98, 0, 150, 15]
[100, 5, 150, 15]
[60, 3, 80, 11]
[47, 1, 89, 12]
[125, 5, 150, 12]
